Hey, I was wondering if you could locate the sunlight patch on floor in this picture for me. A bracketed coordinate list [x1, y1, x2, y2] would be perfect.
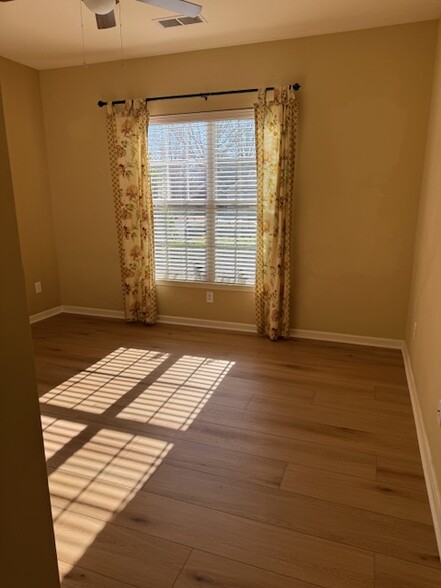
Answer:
[41, 415, 88, 460]
[39, 348, 234, 580]
[48, 428, 173, 579]
[39, 348, 169, 414]
[49, 429, 171, 490]
[116, 355, 234, 430]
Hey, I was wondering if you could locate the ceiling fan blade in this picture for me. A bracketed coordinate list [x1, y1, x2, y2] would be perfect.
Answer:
[136, 0, 202, 18]
[96, 10, 116, 29]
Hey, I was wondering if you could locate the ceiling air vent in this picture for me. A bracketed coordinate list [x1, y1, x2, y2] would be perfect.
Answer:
[156, 14, 205, 28]
[178, 15, 204, 25]
[158, 17, 181, 27]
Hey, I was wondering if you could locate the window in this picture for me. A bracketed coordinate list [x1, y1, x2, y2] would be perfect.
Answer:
[148, 110, 257, 286]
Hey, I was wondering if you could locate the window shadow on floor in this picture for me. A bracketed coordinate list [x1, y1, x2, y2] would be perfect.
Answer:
[39, 346, 234, 586]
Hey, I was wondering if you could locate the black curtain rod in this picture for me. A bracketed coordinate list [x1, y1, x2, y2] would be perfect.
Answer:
[97, 83, 301, 108]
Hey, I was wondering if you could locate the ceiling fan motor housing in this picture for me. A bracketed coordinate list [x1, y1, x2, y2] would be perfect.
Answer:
[83, 0, 117, 15]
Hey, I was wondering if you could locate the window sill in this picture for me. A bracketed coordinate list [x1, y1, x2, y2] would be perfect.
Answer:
[156, 280, 255, 293]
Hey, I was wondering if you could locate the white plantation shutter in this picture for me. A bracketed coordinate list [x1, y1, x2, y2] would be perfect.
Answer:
[148, 110, 257, 285]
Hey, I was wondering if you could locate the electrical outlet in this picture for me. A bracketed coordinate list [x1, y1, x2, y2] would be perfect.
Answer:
[206, 291, 213, 303]
[413, 322, 417, 339]
[35, 281, 42, 294]
[437, 400, 441, 427]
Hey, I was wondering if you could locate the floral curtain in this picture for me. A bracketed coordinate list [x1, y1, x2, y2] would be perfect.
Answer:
[254, 87, 299, 340]
[106, 99, 157, 324]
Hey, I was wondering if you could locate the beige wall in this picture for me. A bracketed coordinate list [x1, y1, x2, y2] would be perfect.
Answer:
[0, 88, 59, 587]
[0, 56, 60, 315]
[406, 21, 441, 503]
[39, 21, 437, 337]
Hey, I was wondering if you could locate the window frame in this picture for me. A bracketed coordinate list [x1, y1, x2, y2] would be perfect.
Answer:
[149, 109, 257, 291]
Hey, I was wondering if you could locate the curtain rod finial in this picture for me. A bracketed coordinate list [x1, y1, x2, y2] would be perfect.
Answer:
[98, 100, 107, 107]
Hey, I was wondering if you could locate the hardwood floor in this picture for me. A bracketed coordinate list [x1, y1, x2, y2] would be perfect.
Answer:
[32, 314, 441, 587]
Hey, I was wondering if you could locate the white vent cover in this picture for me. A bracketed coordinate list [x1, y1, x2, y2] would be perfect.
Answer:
[156, 15, 205, 28]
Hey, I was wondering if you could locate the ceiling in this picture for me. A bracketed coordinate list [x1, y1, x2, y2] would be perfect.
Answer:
[1, 0, 441, 70]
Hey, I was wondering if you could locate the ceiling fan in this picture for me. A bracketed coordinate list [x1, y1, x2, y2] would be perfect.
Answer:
[0, 0, 202, 29]
[82, 0, 202, 29]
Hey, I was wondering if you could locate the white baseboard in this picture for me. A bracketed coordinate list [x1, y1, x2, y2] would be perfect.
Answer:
[62, 305, 125, 320]
[29, 305, 403, 348]
[157, 314, 256, 333]
[402, 345, 441, 557]
[29, 306, 64, 324]
[290, 328, 403, 349]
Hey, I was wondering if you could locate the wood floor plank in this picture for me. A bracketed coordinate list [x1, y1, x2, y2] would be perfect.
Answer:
[43, 419, 288, 490]
[173, 550, 322, 588]
[374, 386, 412, 404]
[246, 394, 415, 438]
[230, 355, 408, 389]
[216, 374, 316, 405]
[58, 560, 136, 587]
[313, 388, 413, 418]
[375, 554, 441, 587]
[196, 404, 421, 461]
[139, 463, 439, 568]
[49, 470, 374, 588]
[163, 439, 288, 489]
[52, 506, 190, 588]
[40, 402, 378, 480]
[208, 388, 253, 409]
[179, 420, 377, 479]
[376, 456, 427, 493]
[280, 463, 432, 524]
[48, 459, 439, 570]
